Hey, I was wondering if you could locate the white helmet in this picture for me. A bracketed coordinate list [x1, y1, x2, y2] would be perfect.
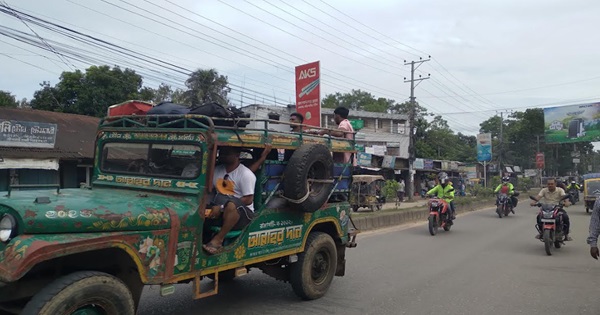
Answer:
[438, 172, 449, 184]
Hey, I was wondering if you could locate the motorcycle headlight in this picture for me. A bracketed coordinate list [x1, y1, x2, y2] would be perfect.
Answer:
[0, 214, 17, 242]
[542, 212, 554, 219]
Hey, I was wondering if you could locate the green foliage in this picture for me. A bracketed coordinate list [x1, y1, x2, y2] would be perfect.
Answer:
[30, 66, 146, 117]
[490, 175, 501, 189]
[321, 89, 392, 113]
[0, 90, 18, 108]
[518, 177, 533, 191]
[145, 83, 186, 104]
[382, 180, 400, 200]
[469, 184, 495, 198]
[182, 68, 230, 106]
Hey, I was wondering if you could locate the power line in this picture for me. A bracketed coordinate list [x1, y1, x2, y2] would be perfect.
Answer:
[100, 0, 408, 100]
[261, 0, 408, 72]
[316, 0, 425, 58]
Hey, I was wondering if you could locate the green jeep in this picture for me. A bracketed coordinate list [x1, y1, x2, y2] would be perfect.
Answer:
[0, 114, 358, 314]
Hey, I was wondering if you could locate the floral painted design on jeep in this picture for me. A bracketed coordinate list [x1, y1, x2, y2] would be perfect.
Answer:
[91, 208, 170, 230]
[138, 236, 167, 277]
[234, 245, 246, 260]
[0, 239, 28, 262]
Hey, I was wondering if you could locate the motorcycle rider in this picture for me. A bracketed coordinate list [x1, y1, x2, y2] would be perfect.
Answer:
[567, 180, 581, 191]
[494, 176, 518, 213]
[427, 172, 456, 220]
[566, 180, 581, 202]
[529, 178, 572, 241]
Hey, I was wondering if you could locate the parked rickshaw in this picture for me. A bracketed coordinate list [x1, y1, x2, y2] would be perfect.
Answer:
[350, 175, 386, 212]
[583, 173, 600, 213]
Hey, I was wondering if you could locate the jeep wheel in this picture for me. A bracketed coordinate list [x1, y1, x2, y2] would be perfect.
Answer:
[283, 144, 334, 212]
[290, 232, 337, 300]
[22, 271, 134, 315]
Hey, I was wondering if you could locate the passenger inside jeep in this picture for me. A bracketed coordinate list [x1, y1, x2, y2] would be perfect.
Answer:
[203, 146, 258, 255]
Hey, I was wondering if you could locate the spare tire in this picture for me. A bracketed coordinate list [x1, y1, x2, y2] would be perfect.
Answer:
[283, 144, 334, 212]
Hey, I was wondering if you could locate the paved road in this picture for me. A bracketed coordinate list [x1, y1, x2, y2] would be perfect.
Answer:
[137, 202, 600, 315]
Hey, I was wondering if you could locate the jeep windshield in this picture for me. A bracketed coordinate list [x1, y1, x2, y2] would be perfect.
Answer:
[101, 142, 202, 179]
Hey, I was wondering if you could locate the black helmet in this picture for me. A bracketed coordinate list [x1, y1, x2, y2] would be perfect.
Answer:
[502, 176, 510, 183]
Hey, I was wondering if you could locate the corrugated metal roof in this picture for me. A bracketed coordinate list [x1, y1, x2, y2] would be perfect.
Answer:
[0, 108, 99, 159]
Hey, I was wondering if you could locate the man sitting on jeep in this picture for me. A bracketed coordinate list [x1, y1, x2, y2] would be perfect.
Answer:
[203, 146, 257, 255]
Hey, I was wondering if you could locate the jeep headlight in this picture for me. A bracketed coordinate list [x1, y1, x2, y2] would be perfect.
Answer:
[0, 214, 17, 242]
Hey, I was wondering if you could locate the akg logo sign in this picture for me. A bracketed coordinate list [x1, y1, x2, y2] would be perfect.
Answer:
[298, 67, 317, 80]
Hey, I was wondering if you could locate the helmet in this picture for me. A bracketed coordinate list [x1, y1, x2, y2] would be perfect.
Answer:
[571, 180, 576, 184]
[502, 176, 510, 183]
[438, 172, 449, 184]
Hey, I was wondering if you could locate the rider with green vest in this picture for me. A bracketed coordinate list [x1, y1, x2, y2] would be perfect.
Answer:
[566, 181, 580, 191]
[494, 176, 518, 212]
[427, 172, 456, 219]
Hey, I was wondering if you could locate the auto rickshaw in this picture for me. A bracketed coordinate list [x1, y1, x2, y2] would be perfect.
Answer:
[350, 175, 386, 212]
[582, 173, 600, 213]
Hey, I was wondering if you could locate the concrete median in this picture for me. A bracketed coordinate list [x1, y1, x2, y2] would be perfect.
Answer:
[351, 199, 494, 231]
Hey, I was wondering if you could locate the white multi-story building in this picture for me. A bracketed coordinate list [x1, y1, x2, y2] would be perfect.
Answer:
[240, 104, 410, 159]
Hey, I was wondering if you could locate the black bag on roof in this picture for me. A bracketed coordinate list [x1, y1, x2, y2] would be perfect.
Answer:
[189, 102, 249, 128]
[146, 101, 190, 127]
[147, 101, 190, 115]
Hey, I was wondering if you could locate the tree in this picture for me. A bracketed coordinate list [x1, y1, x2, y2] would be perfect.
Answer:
[321, 90, 392, 113]
[30, 66, 147, 117]
[144, 83, 187, 104]
[182, 69, 230, 106]
[0, 90, 19, 108]
[29, 82, 62, 111]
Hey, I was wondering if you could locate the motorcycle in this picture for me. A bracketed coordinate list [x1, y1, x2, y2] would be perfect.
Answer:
[427, 197, 452, 235]
[496, 193, 513, 218]
[495, 191, 520, 218]
[568, 188, 579, 204]
[530, 195, 570, 256]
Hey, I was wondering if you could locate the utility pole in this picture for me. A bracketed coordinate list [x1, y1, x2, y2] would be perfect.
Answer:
[496, 110, 511, 176]
[404, 57, 430, 201]
[536, 134, 543, 187]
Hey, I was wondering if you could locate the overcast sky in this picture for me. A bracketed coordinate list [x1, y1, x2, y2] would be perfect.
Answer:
[1, 0, 600, 136]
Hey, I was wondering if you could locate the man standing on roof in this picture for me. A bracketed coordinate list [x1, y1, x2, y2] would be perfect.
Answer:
[310, 106, 354, 163]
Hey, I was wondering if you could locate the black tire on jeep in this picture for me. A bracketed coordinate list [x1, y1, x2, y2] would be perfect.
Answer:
[290, 232, 337, 300]
[283, 144, 334, 212]
[21, 271, 135, 315]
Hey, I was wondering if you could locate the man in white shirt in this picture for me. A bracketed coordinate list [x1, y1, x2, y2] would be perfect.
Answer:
[530, 178, 572, 241]
[203, 146, 256, 255]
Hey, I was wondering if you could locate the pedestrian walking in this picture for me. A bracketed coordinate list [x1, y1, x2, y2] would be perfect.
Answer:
[396, 179, 405, 206]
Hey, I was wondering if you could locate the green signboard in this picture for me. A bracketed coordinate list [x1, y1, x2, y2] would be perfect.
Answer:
[349, 119, 364, 130]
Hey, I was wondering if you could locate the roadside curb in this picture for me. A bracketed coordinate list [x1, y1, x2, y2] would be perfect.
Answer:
[352, 200, 493, 231]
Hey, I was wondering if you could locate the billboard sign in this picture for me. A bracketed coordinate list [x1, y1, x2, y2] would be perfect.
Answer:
[543, 102, 600, 144]
[295, 61, 320, 127]
[477, 133, 492, 162]
[0, 120, 57, 148]
[414, 158, 424, 169]
[424, 159, 434, 169]
[382, 155, 396, 169]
